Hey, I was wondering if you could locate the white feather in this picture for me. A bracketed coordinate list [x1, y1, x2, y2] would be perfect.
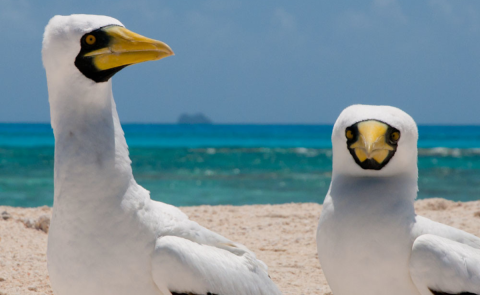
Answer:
[317, 104, 480, 295]
[410, 235, 480, 295]
[43, 14, 280, 295]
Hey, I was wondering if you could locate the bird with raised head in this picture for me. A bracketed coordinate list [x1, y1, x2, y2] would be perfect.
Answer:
[42, 14, 281, 295]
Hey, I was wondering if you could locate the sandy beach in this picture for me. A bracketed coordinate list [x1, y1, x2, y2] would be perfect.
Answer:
[1, 198, 480, 295]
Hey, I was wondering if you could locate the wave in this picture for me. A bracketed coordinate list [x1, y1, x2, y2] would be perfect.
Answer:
[191, 147, 480, 157]
[418, 147, 480, 157]
[190, 147, 333, 157]
[1, 145, 480, 158]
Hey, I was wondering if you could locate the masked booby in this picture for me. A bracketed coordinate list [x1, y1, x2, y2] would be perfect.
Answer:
[316, 105, 480, 295]
[42, 14, 281, 295]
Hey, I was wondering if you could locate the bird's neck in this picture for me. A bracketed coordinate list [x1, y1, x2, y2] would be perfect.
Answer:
[328, 173, 418, 216]
[48, 78, 134, 209]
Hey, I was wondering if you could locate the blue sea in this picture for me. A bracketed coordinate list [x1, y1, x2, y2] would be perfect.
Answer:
[0, 124, 479, 207]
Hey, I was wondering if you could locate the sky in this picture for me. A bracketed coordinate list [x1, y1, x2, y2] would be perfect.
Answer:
[1, 0, 480, 124]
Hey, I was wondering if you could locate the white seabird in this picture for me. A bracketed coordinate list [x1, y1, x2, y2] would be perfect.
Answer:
[42, 14, 281, 295]
[316, 105, 480, 295]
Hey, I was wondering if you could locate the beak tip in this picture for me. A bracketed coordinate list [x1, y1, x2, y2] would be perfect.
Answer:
[163, 45, 174, 57]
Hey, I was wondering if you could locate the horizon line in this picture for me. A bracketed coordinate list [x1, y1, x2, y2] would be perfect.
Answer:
[1, 122, 480, 127]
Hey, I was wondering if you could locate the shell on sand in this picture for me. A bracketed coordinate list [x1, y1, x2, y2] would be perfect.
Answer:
[1, 199, 480, 295]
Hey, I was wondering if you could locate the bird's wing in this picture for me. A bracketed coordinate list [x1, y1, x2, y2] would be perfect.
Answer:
[151, 235, 281, 295]
[154, 201, 259, 258]
[149, 201, 280, 295]
[409, 234, 480, 295]
[413, 215, 480, 250]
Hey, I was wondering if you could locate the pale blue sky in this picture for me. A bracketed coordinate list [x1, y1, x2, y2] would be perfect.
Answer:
[1, 0, 480, 124]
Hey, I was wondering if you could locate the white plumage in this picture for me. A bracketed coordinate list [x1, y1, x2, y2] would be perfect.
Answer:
[317, 104, 480, 295]
[43, 14, 281, 295]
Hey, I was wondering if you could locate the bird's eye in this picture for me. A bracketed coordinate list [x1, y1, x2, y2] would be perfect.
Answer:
[390, 131, 400, 143]
[346, 129, 354, 140]
[85, 35, 96, 45]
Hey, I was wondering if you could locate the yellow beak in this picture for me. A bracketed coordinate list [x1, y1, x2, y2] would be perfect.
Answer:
[84, 26, 174, 71]
[349, 120, 394, 163]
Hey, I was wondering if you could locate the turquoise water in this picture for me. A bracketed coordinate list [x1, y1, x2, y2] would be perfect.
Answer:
[0, 124, 479, 207]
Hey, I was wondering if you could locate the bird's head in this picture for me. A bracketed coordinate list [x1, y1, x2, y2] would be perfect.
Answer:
[331, 105, 418, 178]
[42, 14, 174, 84]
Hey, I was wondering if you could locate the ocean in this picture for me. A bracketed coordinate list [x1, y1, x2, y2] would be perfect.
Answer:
[0, 124, 479, 207]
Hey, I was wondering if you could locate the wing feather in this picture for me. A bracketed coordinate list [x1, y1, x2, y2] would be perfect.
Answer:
[151, 236, 281, 295]
[410, 234, 480, 295]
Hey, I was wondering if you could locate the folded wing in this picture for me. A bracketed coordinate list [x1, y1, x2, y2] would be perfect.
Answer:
[151, 235, 281, 295]
[410, 234, 480, 295]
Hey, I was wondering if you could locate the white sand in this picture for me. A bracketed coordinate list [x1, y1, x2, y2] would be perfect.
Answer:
[1, 199, 480, 295]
